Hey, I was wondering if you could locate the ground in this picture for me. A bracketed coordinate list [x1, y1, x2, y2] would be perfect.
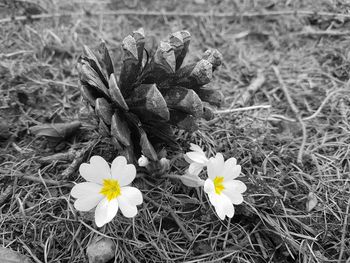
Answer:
[1, 0, 350, 262]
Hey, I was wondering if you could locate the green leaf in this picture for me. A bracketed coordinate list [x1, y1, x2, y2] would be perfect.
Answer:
[29, 121, 81, 141]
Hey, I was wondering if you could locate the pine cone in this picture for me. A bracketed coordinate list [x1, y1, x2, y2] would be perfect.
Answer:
[78, 28, 222, 164]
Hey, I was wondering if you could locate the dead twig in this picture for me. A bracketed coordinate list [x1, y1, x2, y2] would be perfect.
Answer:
[272, 66, 307, 164]
[235, 69, 266, 107]
[292, 29, 350, 37]
[0, 50, 34, 58]
[2, 9, 350, 24]
[38, 150, 77, 163]
[61, 139, 99, 180]
[338, 197, 350, 263]
[215, 105, 271, 114]
[7, 173, 72, 186]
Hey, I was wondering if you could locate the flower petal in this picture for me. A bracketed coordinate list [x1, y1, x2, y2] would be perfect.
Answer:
[111, 156, 127, 174]
[222, 180, 246, 204]
[204, 179, 215, 194]
[188, 162, 204, 176]
[74, 194, 103, 212]
[224, 180, 247, 194]
[208, 192, 234, 220]
[222, 157, 240, 180]
[111, 156, 136, 186]
[207, 153, 225, 179]
[120, 186, 143, 205]
[190, 143, 205, 154]
[120, 164, 136, 186]
[94, 198, 119, 227]
[118, 195, 138, 218]
[186, 152, 208, 164]
[183, 154, 193, 164]
[79, 156, 111, 184]
[71, 182, 102, 199]
[222, 192, 244, 205]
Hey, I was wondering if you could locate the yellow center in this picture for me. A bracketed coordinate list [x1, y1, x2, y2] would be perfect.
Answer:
[100, 179, 121, 201]
[213, 176, 225, 194]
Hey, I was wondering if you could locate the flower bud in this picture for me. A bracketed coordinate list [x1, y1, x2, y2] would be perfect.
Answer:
[159, 157, 170, 171]
[138, 155, 149, 167]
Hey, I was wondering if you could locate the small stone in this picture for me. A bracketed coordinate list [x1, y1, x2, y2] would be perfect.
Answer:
[86, 237, 116, 263]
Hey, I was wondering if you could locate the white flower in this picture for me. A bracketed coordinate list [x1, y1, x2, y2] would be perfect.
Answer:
[203, 153, 247, 220]
[138, 155, 149, 167]
[184, 143, 209, 176]
[70, 155, 143, 227]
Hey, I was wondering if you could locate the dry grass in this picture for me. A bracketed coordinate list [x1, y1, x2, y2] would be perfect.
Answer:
[1, 0, 350, 262]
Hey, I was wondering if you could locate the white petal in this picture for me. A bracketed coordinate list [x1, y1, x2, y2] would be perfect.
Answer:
[223, 191, 244, 205]
[190, 143, 205, 154]
[207, 193, 225, 219]
[111, 156, 127, 172]
[71, 182, 102, 199]
[224, 180, 247, 194]
[208, 192, 234, 220]
[120, 186, 143, 205]
[111, 156, 136, 186]
[74, 194, 103, 211]
[118, 195, 138, 218]
[222, 180, 246, 204]
[183, 154, 193, 164]
[222, 157, 240, 180]
[207, 153, 225, 179]
[204, 179, 215, 194]
[222, 194, 235, 218]
[226, 165, 241, 181]
[94, 198, 119, 227]
[186, 152, 208, 164]
[79, 156, 111, 184]
[188, 162, 204, 176]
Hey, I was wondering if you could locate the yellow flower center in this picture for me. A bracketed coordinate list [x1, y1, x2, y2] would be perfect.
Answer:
[100, 179, 121, 201]
[213, 176, 225, 194]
